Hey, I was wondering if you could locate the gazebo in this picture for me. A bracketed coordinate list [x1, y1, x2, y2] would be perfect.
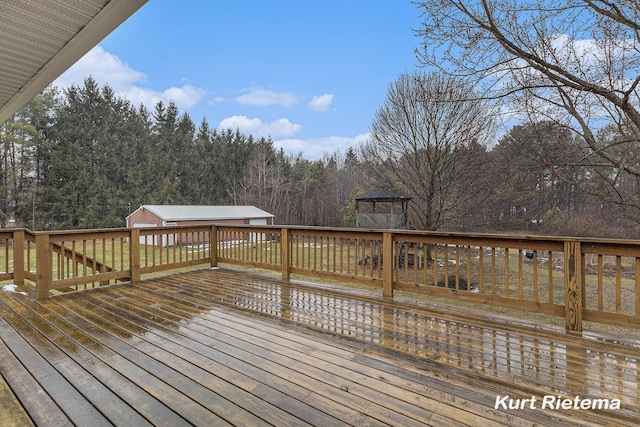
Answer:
[354, 190, 413, 267]
[354, 189, 412, 230]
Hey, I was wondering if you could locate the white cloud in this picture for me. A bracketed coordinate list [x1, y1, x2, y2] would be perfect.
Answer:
[275, 133, 370, 160]
[53, 46, 206, 111]
[235, 88, 299, 107]
[308, 94, 334, 112]
[54, 45, 145, 91]
[208, 96, 225, 106]
[218, 115, 302, 138]
[219, 115, 262, 133]
[162, 85, 206, 109]
[264, 118, 302, 137]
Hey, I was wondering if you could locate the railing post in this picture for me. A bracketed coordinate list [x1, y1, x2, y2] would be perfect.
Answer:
[564, 240, 583, 334]
[281, 227, 290, 281]
[130, 228, 140, 283]
[35, 233, 51, 300]
[383, 232, 393, 298]
[210, 225, 218, 267]
[13, 229, 25, 287]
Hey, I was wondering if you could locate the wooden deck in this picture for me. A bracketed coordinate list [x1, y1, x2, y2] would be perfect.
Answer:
[0, 268, 638, 426]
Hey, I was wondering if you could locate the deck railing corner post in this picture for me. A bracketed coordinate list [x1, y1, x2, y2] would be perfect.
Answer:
[211, 225, 218, 267]
[564, 240, 583, 334]
[13, 229, 25, 287]
[35, 233, 51, 300]
[383, 231, 394, 298]
[130, 228, 140, 283]
[281, 227, 290, 281]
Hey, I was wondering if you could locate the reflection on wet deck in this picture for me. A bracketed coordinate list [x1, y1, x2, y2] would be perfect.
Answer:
[1, 268, 638, 426]
[190, 270, 640, 405]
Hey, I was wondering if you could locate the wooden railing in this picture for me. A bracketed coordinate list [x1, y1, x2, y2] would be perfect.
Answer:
[10, 226, 214, 299]
[2, 225, 640, 333]
[136, 225, 213, 275]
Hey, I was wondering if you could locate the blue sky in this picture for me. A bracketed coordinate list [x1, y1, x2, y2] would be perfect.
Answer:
[54, 1, 422, 160]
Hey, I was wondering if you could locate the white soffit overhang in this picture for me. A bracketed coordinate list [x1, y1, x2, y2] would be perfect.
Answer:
[0, 0, 148, 124]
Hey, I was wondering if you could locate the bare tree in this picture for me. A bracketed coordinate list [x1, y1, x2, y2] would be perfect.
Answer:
[414, 0, 640, 182]
[360, 71, 495, 230]
[236, 143, 291, 222]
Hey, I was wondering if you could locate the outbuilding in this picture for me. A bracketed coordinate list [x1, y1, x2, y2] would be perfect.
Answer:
[126, 205, 275, 228]
[126, 205, 275, 246]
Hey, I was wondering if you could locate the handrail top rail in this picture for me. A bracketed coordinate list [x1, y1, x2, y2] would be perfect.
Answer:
[203, 224, 640, 247]
[20, 224, 218, 236]
[9, 224, 640, 247]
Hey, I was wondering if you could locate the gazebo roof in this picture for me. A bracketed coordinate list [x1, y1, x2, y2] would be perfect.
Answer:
[354, 190, 412, 202]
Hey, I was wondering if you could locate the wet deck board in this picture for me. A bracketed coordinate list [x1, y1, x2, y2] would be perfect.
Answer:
[0, 268, 638, 426]
[0, 339, 37, 427]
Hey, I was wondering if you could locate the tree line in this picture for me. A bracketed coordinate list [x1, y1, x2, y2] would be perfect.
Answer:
[0, 78, 364, 230]
[3, 1, 640, 238]
[0, 75, 638, 238]
[405, 0, 640, 238]
[360, 70, 640, 238]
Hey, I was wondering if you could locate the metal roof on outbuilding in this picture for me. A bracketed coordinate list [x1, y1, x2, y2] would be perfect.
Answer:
[129, 205, 274, 222]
